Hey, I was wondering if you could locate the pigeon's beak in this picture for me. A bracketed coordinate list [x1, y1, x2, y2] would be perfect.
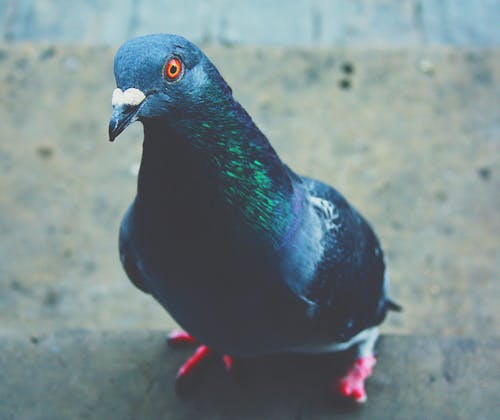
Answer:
[109, 105, 139, 142]
[109, 88, 146, 142]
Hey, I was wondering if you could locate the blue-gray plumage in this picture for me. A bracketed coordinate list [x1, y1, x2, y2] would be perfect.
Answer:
[109, 34, 400, 403]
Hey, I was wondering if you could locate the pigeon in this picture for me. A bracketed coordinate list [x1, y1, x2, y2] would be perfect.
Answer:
[109, 34, 401, 403]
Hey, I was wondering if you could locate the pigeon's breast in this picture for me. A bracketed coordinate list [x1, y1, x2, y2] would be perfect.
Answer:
[126, 201, 321, 356]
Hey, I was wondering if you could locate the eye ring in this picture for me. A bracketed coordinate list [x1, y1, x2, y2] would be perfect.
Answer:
[164, 57, 183, 81]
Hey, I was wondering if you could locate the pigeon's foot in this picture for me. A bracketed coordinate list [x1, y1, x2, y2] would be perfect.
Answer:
[333, 355, 376, 403]
[167, 330, 235, 388]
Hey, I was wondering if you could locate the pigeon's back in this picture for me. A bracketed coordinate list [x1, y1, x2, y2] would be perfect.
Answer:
[303, 176, 390, 341]
[270, 171, 390, 342]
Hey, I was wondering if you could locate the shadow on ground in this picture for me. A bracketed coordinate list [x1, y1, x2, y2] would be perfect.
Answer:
[1, 330, 498, 419]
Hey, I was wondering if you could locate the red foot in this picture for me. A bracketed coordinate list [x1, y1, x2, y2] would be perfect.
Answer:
[334, 355, 376, 403]
[167, 330, 235, 386]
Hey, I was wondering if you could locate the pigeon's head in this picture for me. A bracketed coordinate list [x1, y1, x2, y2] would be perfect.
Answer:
[109, 34, 226, 141]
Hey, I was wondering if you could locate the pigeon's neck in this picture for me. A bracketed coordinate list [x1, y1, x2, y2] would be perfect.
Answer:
[138, 96, 302, 250]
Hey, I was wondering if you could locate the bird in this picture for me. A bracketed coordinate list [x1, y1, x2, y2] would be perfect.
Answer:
[109, 33, 401, 404]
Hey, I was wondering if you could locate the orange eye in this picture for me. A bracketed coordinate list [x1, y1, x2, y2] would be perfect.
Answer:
[165, 57, 182, 80]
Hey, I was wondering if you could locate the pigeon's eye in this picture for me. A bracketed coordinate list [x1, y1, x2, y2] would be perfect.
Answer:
[164, 58, 183, 81]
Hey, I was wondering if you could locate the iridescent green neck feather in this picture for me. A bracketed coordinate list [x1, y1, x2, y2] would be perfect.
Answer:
[142, 83, 299, 250]
[192, 99, 296, 249]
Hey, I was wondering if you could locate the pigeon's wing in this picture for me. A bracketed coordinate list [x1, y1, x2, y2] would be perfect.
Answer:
[119, 242, 150, 294]
[287, 173, 392, 342]
[119, 204, 150, 294]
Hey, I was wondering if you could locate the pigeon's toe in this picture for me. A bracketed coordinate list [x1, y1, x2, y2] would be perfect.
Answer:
[222, 354, 235, 373]
[176, 344, 213, 384]
[167, 330, 199, 347]
[168, 333, 235, 390]
[333, 355, 376, 403]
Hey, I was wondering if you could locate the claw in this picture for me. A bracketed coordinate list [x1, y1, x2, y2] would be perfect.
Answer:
[334, 355, 376, 403]
[167, 330, 199, 347]
[222, 354, 235, 373]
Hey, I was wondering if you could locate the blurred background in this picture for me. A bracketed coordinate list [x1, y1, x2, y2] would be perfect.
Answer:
[0, 0, 499, 417]
[2, 0, 500, 46]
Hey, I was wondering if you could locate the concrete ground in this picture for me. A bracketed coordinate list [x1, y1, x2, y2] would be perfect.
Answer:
[1, 45, 498, 337]
[1, 330, 498, 420]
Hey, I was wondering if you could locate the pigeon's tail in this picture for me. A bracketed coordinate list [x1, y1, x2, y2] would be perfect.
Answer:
[386, 298, 403, 312]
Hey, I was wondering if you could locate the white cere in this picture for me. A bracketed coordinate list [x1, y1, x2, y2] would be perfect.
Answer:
[112, 88, 146, 107]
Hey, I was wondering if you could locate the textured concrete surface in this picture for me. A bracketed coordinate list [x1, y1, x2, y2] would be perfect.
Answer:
[1, 330, 498, 419]
[1, 0, 500, 46]
[1, 45, 499, 338]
